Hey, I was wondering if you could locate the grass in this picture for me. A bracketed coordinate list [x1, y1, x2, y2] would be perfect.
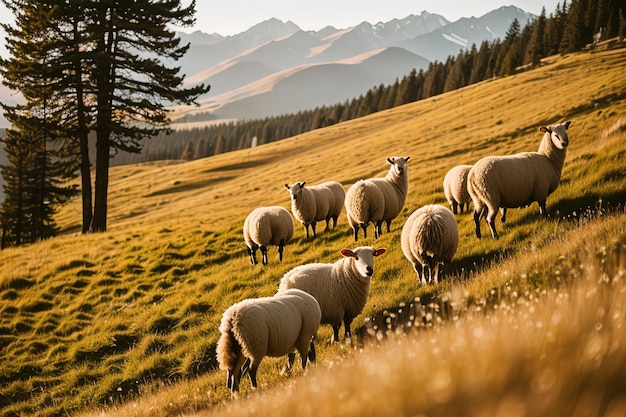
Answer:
[0, 47, 626, 417]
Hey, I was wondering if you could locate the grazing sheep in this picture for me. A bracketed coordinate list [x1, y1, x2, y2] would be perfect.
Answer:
[344, 179, 385, 240]
[467, 121, 572, 240]
[443, 164, 472, 214]
[243, 206, 294, 265]
[401, 204, 458, 285]
[284, 181, 345, 238]
[216, 288, 321, 393]
[278, 246, 386, 342]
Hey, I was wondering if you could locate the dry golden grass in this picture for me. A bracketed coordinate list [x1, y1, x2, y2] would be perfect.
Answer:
[1, 48, 626, 417]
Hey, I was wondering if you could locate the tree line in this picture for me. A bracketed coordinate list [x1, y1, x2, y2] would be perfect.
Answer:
[0, 0, 209, 248]
[112, 0, 625, 167]
[1, 0, 624, 248]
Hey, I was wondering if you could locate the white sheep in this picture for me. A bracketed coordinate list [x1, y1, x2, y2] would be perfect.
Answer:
[467, 121, 572, 239]
[345, 157, 410, 241]
[344, 179, 385, 240]
[284, 181, 345, 238]
[368, 156, 411, 234]
[278, 246, 386, 342]
[243, 206, 294, 265]
[216, 288, 321, 393]
[401, 204, 459, 285]
[443, 164, 472, 214]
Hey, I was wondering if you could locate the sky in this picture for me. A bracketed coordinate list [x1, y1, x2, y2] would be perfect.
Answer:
[0, 1, 563, 37]
[185, 1, 563, 35]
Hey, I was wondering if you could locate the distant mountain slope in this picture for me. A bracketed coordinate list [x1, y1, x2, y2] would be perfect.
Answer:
[211, 47, 429, 120]
[175, 6, 533, 123]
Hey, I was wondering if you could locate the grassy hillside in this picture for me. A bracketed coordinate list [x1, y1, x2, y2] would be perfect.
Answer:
[1, 48, 626, 417]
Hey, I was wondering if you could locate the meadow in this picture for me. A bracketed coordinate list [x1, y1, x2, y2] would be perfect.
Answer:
[0, 47, 625, 417]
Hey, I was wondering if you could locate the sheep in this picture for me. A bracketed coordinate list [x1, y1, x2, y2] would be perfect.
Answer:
[216, 288, 321, 393]
[243, 206, 294, 265]
[401, 204, 459, 285]
[278, 246, 386, 343]
[467, 121, 572, 240]
[344, 179, 385, 240]
[443, 164, 472, 214]
[345, 156, 410, 241]
[284, 181, 345, 238]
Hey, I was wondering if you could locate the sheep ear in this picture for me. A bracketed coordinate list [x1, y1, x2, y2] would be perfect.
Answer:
[539, 126, 551, 134]
[404, 156, 410, 162]
[564, 121, 572, 129]
[299, 181, 306, 187]
[374, 248, 387, 256]
[340, 248, 355, 258]
[387, 157, 394, 164]
[284, 184, 291, 190]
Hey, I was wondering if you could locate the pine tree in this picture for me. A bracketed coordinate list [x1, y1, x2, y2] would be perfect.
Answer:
[526, 8, 547, 66]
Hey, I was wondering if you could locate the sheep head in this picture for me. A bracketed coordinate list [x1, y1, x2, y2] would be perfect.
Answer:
[340, 246, 387, 278]
[284, 182, 306, 200]
[540, 121, 571, 150]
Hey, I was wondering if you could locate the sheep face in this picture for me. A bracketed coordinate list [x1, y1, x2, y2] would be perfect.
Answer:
[340, 246, 386, 278]
[387, 156, 411, 175]
[284, 182, 306, 201]
[540, 121, 571, 150]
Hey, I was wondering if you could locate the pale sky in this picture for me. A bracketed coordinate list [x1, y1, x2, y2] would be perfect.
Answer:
[0, 1, 563, 37]
[186, 1, 563, 35]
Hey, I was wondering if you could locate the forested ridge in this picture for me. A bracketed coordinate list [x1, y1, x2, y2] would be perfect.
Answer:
[112, 0, 625, 166]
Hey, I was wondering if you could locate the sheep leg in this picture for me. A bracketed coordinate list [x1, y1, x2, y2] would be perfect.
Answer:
[343, 316, 354, 340]
[331, 324, 341, 343]
[325, 216, 331, 231]
[278, 239, 285, 262]
[452, 201, 458, 215]
[260, 246, 268, 265]
[311, 221, 317, 237]
[230, 354, 248, 393]
[332, 215, 338, 229]
[500, 207, 507, 223]
[374, 221, 382, 238]
[307, 340, 316, 365]
[285, 352, 296, 375]
[486, 210, 499, 240]
[352, 225, 359, 241]
[433, 263, 440, 284]
[303, 223, 311, 238]
[538, 200, 547, 217]
[248, 361, 260, 389]
[473, 209, 482, 238]
[385, 219, 392, 233]
[247, 246, 258, 265]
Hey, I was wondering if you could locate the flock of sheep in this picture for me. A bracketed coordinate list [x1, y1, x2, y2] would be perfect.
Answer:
[217, 120, 573, 393]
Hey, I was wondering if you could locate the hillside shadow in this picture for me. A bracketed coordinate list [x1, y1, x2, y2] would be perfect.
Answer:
[143, 176, 235, 197]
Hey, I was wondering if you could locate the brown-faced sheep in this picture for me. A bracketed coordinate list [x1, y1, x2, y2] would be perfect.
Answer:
[243, 206, 294, 265]
[467, 121, 572, 239]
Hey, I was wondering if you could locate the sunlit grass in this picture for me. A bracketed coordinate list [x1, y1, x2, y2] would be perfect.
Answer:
[1, 48, 626, 417]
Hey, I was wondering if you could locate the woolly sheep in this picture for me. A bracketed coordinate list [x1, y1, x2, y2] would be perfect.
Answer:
[443, 164, 472, 214]
[345, 156, 410, 241]
[401, 204, 459, 285]
[243, 206, 294, 265]
[344, 179, 385, 240]
[216, 288, 321, 393]
[284, 181, 345, 238]
[467, 121, 572, 240]
[278, 246, 386, 342]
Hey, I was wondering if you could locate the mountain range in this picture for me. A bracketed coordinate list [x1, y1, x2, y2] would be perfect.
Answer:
[0, 6, 534, 128]
[170, 5, 535, 125]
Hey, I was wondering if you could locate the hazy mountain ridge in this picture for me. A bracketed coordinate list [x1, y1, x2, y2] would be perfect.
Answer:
[173, 6, 534, 123]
